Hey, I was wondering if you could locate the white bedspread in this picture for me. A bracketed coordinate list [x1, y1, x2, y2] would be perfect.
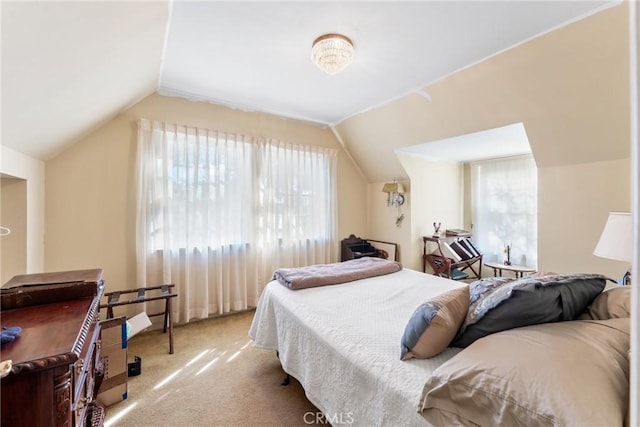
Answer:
[249, 268, 464, 427]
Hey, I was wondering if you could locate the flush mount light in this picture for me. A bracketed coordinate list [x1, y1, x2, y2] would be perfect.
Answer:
[311, 33, 354, 75]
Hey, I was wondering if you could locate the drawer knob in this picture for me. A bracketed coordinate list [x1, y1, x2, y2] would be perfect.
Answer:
[76, 358, 84, 375]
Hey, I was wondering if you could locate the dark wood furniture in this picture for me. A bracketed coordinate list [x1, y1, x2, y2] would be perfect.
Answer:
[340, 234, 393, 262]
[101, 284, 177, 354]
[423, 236, 482, 280]
[366, 238, 399, 262]
[1, 269, 106, 427]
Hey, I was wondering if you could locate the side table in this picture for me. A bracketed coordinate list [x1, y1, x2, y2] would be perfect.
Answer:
[484, 262, 536, 278]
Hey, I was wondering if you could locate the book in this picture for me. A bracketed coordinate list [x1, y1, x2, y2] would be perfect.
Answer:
[449, 268, 470, 280]
[459, 238, 481, 257]
[450, 240, 474, 260]
[434, 241, 462, 262]
[445, 229, 471, 237]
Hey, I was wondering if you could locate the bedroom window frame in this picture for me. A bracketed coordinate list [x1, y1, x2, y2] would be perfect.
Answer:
[470, 154, 538, 268]
[139, 120, 337, 253]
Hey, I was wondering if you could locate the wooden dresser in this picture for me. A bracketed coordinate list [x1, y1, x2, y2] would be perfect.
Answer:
[1, 269, 106, 427]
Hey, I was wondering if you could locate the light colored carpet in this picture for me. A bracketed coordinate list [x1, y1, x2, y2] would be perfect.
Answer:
[103, 311, 320, 427]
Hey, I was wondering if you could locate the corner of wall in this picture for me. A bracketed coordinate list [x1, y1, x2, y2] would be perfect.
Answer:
[1, 146, 45, 275]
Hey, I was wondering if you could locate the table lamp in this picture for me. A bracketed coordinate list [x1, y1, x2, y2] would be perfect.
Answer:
[593, 211, 632, 285]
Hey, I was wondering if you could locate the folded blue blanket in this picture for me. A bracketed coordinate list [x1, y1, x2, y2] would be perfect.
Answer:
[1, 326, 22, 348]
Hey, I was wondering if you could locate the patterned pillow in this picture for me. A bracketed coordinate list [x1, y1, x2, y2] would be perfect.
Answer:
[451, 273, 610, 348]
[468, 276, 515, 304]
[400, 285, 470, 360]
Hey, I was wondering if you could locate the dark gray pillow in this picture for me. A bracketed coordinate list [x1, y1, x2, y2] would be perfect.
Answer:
[451, 274, 611, 348]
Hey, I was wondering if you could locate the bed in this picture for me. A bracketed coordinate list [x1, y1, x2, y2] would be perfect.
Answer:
[249, 259, 630, 427]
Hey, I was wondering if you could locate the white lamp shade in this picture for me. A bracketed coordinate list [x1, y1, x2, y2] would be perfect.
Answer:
[593, 212, 632, 262]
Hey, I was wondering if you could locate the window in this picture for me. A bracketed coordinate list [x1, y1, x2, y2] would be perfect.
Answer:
[140, 122, 336, 252]
[471, 155, 537, 267]
[136, 119, 338, 320]
[257, 143, 335, 245]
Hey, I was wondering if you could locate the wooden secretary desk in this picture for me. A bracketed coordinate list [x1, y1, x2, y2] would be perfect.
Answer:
[1, 269, 106, 427]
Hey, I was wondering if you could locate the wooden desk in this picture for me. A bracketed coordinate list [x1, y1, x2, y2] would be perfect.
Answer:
[484, 262, 536, 278]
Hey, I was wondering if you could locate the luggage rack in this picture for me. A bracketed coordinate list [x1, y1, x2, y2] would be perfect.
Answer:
[100, 284, 177, 354]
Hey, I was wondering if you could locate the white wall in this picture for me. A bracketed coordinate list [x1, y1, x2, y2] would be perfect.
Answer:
[629, 3, 639, 424]
[0, 146, 45, 279]
[393, 152, 463, 271]
[1, 177, 27, 283]
[365, 180, 412, 265]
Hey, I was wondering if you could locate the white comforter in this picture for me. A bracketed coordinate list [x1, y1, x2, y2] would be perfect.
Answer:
[249, 268, 464, 427]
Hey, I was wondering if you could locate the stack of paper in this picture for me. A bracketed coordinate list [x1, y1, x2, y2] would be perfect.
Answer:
[126, 312, 152, 340]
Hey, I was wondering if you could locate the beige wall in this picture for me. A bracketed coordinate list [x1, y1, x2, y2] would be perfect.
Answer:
[365, 179, 411, 266]
[392, 153, 463, 271]
[393, 156, 632, 277]
[45, 94, 367, 292]
[338, 4, 631, 276]
[0, 146, 45, 278]
[368, 154, 631, 278]
[336, 4, 629, 181]
[24, 4, 634, 290]
[1, 177, 27, 283]
[538, 158, 631, 278]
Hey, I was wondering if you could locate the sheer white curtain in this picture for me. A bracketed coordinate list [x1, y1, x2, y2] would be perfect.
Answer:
[471, 155, 537, 268]
[136, 119, 338, 323]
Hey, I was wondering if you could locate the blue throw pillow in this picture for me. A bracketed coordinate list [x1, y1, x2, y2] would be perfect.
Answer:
[401, 285, 470, 360]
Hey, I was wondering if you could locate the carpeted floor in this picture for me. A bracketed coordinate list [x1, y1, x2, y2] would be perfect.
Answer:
[102, 311, 321, 427]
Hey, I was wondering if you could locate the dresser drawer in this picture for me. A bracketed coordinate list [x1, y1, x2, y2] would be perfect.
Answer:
[0, 269, 105, 427]
[72, 322, 101, 426]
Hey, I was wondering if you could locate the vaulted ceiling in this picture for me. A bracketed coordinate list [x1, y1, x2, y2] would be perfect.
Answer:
[1, 1, 618, 162]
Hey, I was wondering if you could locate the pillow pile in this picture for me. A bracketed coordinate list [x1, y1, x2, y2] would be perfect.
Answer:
[422, 318, 630, 426]
[401, 273, 613, 359]
[451, 273, 611, 347]
[400, 285, 469, 360]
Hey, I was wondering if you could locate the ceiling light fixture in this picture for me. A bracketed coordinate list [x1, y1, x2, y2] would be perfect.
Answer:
[311, 33, 354, 75]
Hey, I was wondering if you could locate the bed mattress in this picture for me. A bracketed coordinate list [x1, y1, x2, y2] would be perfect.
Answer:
[249, 268, 464, 427]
